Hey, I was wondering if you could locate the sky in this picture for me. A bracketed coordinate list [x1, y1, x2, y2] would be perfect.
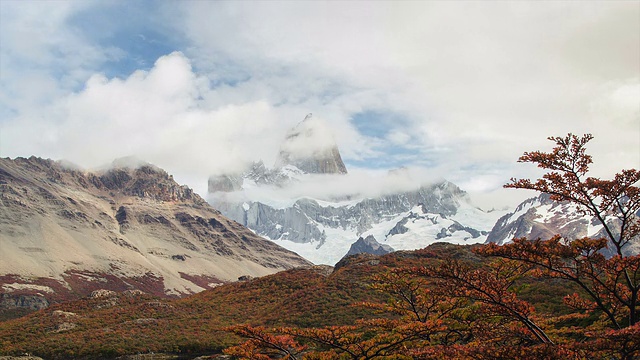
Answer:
[1, 1, 638, 209]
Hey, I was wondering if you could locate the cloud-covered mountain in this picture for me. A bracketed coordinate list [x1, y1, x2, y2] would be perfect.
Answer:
[274, 113, 348, 175]
[208, 117, 505, 265]
[0, 156, 310, 311]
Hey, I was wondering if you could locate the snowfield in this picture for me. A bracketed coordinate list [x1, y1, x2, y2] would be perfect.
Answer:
[254, 199, 507, 265]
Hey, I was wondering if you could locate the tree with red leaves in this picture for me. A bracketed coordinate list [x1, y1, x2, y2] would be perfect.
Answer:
[475, 134, 640, 359]
[482, 134, 640, 327]
[504, 133, 640, 256]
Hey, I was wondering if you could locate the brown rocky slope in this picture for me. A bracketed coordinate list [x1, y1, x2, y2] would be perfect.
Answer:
[0, 156, 310, 314]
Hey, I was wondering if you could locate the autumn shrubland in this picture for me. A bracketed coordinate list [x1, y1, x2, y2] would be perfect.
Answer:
[0, 246, 459, 358]
[1, 134, 638, 359]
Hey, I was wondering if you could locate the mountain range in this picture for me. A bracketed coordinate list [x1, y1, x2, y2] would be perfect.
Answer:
[207, 115, 639, 265]
[208, 115, 506, 264]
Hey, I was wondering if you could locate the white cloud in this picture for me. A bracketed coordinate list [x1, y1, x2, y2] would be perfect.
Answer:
[210, 166, 446, 209]
[386, 130, 411, 146]
[0, 1, 122, 115]
[1, 52, 294, 194]
[1, 1, 638, 208]
[174, 1, 638, 178]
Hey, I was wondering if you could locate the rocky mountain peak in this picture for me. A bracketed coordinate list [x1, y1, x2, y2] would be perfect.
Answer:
[2, 156, 204, 205]
[344, 235, 394, 257]
[95, 159, 205, 205]
[207, 114, 348, 194]
[274, 114, 347, 175]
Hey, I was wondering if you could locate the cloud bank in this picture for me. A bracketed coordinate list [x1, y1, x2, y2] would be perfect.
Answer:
[1, 52, 296, 193]
[1, 1, 638, 207]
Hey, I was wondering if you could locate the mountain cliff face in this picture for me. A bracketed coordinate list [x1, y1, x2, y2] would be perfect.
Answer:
[0, 157, 310, 311]
[208, 115, 347, 194]
[212, 180, 499, 265]
[274, 114, 347, 175]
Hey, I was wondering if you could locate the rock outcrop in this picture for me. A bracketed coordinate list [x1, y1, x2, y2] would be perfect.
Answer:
[274, 114, 347, 175]
[344, 235, 394, 257]
[0, 294, 49, 311]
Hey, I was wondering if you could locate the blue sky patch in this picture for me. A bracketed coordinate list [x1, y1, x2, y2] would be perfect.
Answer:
[347, 110, 430, 169]
[347, 110, 434, 169]
[345, 145, 430, 170]
[67, 1, 182, 79]
[350, 110, 406, 138]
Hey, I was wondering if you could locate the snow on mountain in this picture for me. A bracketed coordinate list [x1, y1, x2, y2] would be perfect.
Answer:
[488, 194, 586, 245]
[207, 114, 508, 265]
[210, 176, 504, 265]
[381, 203, 501, 251]
[486, 193, 639, 256]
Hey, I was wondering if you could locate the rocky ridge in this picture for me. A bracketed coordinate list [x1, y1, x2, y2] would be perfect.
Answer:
[486, 193, 638, 256]
[344, 235, 394, 257]
[274, 113, 347, 175]
[0, 156, 310, 313]
[212, 179, 498, 265]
